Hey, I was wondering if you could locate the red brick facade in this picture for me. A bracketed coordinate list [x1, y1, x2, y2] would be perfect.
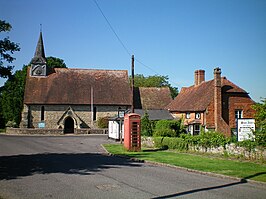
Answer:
[167, 68, 255, 137]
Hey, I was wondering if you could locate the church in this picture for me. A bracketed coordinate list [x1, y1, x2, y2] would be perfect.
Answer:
[19, 32, 132, 133]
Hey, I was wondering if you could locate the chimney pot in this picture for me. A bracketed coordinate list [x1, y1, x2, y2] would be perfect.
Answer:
[198, 70, 205, 85]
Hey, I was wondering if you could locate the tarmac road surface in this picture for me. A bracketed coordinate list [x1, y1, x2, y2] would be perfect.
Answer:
[0, 134, 265, 199]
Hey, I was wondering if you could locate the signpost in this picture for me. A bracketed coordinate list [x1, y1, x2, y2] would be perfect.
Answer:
[237, 118, 255, 141]
[118, 108, 126, 143]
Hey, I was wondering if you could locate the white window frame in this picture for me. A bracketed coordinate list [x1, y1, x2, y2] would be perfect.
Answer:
[195, 112, 201, 119]
[235, 109, 243, 119]
[185, 112, 190, 119]
[193, 124, 200, 135]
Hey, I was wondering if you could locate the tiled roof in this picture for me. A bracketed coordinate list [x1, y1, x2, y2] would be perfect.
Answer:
[166, 77, 248, 112]
[135, 109, 174, 120]
[134, 87, 173, 110]
[24, 68, 132, 105]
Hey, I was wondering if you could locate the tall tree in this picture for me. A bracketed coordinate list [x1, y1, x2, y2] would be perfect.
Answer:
[0, 65, 27, 127]
[46, 56, 67, 69]
[252, 99, 266, 146]
[132, 74, 178, 99]
[0, 20, 20, 78]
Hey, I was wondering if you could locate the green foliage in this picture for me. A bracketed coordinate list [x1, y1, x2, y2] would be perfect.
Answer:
[252, 99, 266, 147]
[154, 119, 184, 137]
[141, 111, 153, 136]
[0, 56, 67, 128]
[0, 20, 20, 78]
[154, 131, 229, 151]
[131, 74, 179, 99]
[6, 120, 17, 128]
[46, 56, 67, 69]
[0, 65, 27, 127]
[96, 117, 109, 128]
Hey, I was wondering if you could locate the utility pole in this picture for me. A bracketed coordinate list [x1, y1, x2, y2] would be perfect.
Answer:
[131, 55, 134, 113]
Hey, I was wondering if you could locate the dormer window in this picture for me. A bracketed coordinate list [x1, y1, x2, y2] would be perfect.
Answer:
[195, 112, 201, 119]
[186, 112, 190, 119]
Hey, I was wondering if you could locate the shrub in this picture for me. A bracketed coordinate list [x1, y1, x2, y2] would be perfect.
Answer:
[154, 131, 229, 151]
[153, 129, 176, 137]
[141, 112, 153, 136]
[96, 117, 108, 128]
[6, 121, 17, 128]
[154, 120, 184, 137]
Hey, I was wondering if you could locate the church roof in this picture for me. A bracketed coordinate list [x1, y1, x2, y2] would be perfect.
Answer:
[134, 87, 173, 110]
[31, 32, 46, 64]
[24, 68, 132, 105]
[166, 77, 248, 112]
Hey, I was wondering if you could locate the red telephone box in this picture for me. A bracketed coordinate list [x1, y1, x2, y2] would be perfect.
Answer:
[124, 113, 141, 151]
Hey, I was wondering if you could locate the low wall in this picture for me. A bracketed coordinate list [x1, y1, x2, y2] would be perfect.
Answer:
[141, 137, 266, 161]
[5, 128, 108, 135]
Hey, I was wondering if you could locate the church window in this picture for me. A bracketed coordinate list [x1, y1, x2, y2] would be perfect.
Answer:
[41, 106, 45, 121]
[93, 107, 97, 121]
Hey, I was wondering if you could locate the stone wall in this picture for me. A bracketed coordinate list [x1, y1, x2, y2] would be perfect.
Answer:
[20, 104, 129, 129]
[6, 128, 108, 135]
[141, 137, 266, 161]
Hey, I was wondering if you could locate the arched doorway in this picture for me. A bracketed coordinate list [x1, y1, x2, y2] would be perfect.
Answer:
[64, 117, 74, 134]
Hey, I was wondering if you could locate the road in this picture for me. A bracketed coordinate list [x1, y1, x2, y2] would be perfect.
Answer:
[0, 134, 265, 199]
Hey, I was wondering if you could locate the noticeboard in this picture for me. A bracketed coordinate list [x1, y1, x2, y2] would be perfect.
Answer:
[38, 121, 45, 128]
[237, 118, 255, 141]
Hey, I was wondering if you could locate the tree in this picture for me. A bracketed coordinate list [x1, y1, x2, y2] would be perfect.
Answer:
[46, 56, 67, 69]
[252, 98, 266, 146]
[131, 74, 178, 99]
[141, 111, 153, 136]
[252, 98, 266, 130]
[0, 20, 20, 78]
[0, 65, 27, 127]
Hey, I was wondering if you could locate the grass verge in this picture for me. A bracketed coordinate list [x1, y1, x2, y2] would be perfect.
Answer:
[103, 144, 266, 183]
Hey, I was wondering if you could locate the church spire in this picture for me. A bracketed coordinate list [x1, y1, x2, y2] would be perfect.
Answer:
[31, 31, 46, 64]
[30, 30, 47, 76]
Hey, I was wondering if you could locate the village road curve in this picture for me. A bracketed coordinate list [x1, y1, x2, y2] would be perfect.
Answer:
[0, 134, 265, 199]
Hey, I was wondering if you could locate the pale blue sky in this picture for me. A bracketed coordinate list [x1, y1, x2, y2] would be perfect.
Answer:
[1, 0, 265, 102]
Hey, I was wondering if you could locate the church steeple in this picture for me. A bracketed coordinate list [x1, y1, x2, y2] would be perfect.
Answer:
[30, 31, 47, 76]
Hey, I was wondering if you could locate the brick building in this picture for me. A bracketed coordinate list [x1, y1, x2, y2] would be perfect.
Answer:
[20, 32, 132, 133]
[166, 68, 255, 137]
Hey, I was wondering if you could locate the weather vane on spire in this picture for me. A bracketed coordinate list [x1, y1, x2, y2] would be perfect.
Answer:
[40, 23, 42, 32]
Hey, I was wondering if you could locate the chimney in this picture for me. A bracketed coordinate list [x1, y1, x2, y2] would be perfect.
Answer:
[197, 70, 205, 85]
[214, 67, 222, 131]
[194, 69, 205, 86]
[194, 70, 199, 86]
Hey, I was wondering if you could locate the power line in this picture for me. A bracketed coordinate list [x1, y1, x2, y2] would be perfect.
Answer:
[93, 0, 131, 57]
[93, 0, 179, 88]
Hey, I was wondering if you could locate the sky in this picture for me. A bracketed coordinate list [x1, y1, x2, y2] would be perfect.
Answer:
[0, 0, 265, 102]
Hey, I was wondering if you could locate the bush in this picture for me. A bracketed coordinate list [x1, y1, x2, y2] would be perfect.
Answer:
[96, 117, 108, 128]
[6, 121, 17, 128]
[154, 129, 177, 137]
[154, 120, 184, 137]
[154, 137, 189, 151]
[154, 131, 229, 151]
[141, 112, 153, 136]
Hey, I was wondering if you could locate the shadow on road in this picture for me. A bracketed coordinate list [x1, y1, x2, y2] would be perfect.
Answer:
[0, 153, 142, 180]
[152, 172, 266, 199]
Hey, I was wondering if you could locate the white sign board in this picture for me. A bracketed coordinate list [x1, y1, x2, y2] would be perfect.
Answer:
[237, 118, 255, 141]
